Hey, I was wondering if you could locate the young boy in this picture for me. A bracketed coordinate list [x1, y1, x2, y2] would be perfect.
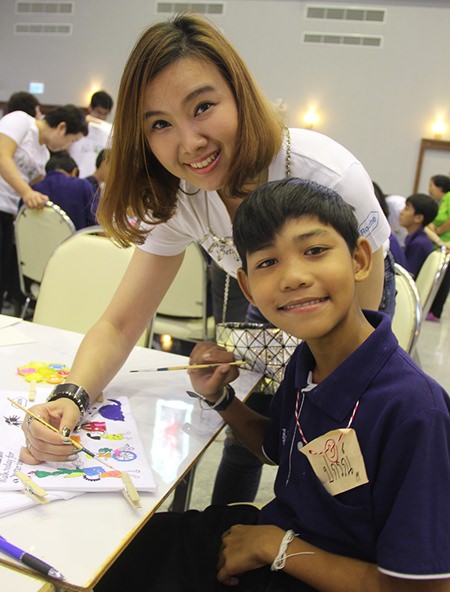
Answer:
[399, 193, 439, 278]
[96, 179, 450, 592]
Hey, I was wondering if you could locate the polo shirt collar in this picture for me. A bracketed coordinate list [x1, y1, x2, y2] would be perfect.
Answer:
[293, 311, 398, 423]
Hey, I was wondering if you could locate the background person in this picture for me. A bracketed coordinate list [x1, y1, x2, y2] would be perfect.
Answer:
[0, 104, 87, 311]
[31, 151, 98, 229]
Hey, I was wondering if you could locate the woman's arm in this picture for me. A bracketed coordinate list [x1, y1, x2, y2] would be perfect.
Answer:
[0, 133, 48, 208]
[21, 248, 185, 463]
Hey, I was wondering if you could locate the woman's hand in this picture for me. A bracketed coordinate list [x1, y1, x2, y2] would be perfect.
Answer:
[188, 342, 239, 403]
[20, 399, 82, 464]
[21, 187, 48, 209]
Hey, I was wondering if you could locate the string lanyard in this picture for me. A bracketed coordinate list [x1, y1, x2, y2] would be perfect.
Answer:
[294, 388, 360, 446]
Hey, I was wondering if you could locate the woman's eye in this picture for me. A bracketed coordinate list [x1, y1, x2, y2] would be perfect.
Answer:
[152, 119, 170, 130]
[195, 102, 213, 116]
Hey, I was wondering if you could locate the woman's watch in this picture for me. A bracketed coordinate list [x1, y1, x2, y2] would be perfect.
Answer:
[47, 383, 90, 416]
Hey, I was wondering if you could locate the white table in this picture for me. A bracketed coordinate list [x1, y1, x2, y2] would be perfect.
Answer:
[0, 317, 262, 591]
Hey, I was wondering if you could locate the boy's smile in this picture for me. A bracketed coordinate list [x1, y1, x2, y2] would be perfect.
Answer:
[238, 216, 372, 350]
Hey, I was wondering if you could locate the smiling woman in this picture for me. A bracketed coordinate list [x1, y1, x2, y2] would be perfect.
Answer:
[22, 10, 390, 521]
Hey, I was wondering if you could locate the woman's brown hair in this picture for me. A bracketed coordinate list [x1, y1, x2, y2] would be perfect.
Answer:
[98, 12, 284, 246]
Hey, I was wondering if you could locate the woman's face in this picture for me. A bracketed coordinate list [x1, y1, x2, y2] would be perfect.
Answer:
[143, 57, 239, 192]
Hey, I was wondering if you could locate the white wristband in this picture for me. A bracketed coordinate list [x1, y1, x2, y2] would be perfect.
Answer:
[270, 530, 314, 571]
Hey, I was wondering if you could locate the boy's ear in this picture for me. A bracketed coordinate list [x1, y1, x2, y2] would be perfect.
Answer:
[236, 268, 255, 305]
[353, 237, 372, 283]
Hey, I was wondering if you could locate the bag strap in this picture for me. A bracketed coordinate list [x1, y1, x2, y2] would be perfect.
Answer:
[221, 127, 291, 323]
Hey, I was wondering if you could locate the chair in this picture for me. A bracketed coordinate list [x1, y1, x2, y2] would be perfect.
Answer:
[150, 241, 215, 346]
[33, 226, 149, 346]
[14, 201, 76, 318]
[415, 246, 450, 317]
[391, 263, 422, 355]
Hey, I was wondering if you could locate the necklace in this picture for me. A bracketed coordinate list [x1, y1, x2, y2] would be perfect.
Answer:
[295, 388, 360, 449]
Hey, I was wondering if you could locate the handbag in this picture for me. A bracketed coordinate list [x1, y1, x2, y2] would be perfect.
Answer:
[215, 128, 301, 393]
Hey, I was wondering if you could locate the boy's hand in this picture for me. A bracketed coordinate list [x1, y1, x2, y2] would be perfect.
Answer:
[217, 524, 284, 585]
[188, 342, 239, 403]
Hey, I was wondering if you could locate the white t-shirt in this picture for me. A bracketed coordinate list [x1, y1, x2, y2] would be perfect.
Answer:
[386, 194, 407, 246]
[69, 118, 112, 178]
[0, 111, 49, 214]
[139, 128, 391, 278]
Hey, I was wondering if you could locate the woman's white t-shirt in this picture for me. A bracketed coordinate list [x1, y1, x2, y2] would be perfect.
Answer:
[139, 128, 390, 278]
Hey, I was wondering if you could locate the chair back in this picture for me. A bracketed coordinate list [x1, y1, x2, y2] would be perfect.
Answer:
[151, 242, 215, 343]
[15, 202, 75, 294]
[415, 247, 449, 316]
[392, 263, 422, 355]
[33, 227, 149, 346]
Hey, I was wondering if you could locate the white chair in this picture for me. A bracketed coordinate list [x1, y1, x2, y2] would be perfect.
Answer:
[415, 247, 450, 317]
[392, 263, 422, 355]
[150, 242, 215, 345]
[14, 202, 76, 318]
[33, 226, 149, 346]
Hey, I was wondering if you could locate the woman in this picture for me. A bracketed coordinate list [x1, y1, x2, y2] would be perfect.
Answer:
[21, 14, 391, 472]
[0, 104, 88, 311]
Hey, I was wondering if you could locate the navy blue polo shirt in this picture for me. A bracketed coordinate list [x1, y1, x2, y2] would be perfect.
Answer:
[404, 227, 435, 278]
[32, 171, 97, 230]
[259, 311, 450, 579]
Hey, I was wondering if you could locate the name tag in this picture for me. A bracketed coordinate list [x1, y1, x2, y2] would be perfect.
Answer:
[299, 428, 368, 496]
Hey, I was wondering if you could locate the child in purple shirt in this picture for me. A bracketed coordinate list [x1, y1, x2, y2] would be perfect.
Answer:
[399, 193, 438, 278]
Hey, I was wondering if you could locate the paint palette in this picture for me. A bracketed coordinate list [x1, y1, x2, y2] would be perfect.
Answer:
[17, 362, 70, 384]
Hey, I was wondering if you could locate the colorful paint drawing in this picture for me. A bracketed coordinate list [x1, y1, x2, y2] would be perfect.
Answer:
[31, 467, 121, 481]
[98, 399, 125, 421]
[98, 444, 137, 462]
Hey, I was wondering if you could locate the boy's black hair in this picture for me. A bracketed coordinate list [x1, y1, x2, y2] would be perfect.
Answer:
[405, 193, 439, 227]
[233, 178, 359, 272]
[7, 91, 40, 117]
[431, 174, 450, 194]
[44, 104, 88, 136]
[90, 90, 114, 112]
[45, 151, 78, 175]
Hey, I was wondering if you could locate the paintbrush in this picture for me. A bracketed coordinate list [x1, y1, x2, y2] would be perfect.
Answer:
[129, 360, 247, 373]
[8, 397, 97, 459]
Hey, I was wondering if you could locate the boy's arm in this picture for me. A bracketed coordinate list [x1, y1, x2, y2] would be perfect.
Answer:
[188, 343, 270, 462]
[218, 524, 450, 592]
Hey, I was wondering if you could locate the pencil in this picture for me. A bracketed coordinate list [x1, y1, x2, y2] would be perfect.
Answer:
[7, 398, 96, 459]
[129, 360, 247, 373]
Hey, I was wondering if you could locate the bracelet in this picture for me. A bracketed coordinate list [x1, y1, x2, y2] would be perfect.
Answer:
[270, 530, 314, 571]
[47, 383, 90, 416]
[201, 384, 235, 412]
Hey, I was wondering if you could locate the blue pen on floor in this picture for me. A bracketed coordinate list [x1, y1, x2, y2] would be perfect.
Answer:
[0, 535, 65, 580]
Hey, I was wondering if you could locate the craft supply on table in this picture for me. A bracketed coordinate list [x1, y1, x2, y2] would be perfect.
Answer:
[17, 361, 70, 385]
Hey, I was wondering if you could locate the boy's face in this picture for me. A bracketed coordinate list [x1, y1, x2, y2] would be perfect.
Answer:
[237, 216, 371, 342]
[399, 202, 422, 231]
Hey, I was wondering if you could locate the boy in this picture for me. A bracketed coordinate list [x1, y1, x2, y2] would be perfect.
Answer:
[96, 179, 450, 592]
[399, 193, 439, 278]
[31, 151, 97, 230]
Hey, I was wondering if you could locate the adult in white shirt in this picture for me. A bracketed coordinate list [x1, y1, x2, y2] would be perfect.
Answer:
[0, 105, 87, 309]
[69, 90, 113, 178]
